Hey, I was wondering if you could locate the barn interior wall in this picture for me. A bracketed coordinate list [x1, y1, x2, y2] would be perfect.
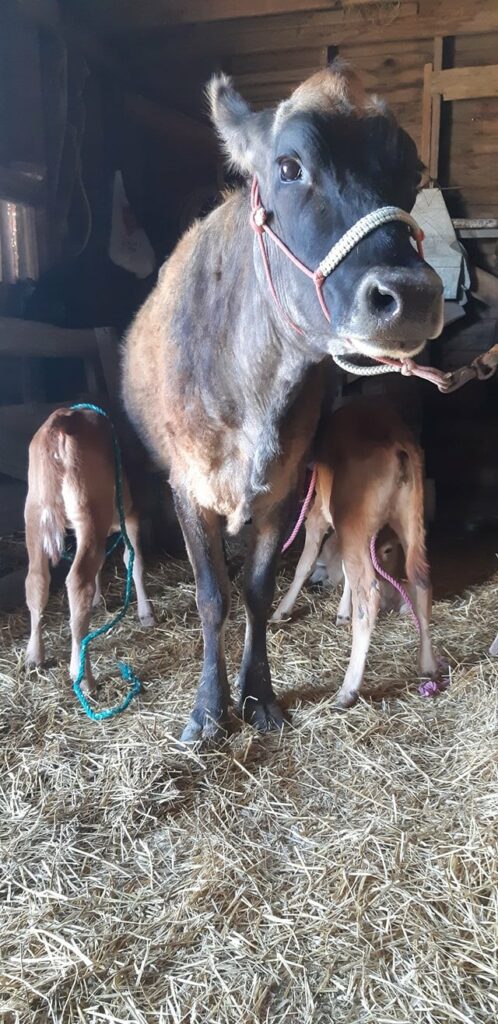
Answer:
[1, 0, 497, 541]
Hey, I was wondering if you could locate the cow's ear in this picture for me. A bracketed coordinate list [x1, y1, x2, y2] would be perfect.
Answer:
[207, 74, 262, 175]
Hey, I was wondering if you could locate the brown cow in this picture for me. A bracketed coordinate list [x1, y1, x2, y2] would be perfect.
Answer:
[272, 399, 440, 706]
[25, 407, 154, 694]
[122, 64, 443, 741]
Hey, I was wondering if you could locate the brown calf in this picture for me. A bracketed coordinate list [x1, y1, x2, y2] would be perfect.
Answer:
[25, 407, 154, 694]
[272, 399, 439, 707]
[309, 527, 407, 618]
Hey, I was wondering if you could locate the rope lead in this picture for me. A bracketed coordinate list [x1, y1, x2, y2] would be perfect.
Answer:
[69, 403, 142, 721]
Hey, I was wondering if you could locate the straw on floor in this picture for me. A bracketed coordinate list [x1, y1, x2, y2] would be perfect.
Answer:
[1, 550, 497, 1024]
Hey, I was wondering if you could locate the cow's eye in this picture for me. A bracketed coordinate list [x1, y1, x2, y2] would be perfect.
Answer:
[279, 157, 302, 182]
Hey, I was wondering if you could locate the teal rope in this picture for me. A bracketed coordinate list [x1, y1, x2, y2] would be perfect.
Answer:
[62, 530, 123, 563]
[69, 403, 141, 721]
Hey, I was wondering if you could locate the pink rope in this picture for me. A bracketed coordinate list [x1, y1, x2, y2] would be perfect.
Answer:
[282, 466, 318, 553]
[369, 533, 449, 697]
[369, 534, 421, 633]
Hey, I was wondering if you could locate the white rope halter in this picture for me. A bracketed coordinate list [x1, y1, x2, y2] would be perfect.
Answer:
[317, 207, 422, 278]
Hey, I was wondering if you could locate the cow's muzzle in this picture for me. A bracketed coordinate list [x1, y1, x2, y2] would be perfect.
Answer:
[341, 263, 444, 358]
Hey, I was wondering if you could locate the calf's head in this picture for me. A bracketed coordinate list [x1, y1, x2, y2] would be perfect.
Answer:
[208, 64, 443, 361]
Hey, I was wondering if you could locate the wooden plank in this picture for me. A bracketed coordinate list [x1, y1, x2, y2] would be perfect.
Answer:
[431, 64, 498, 101]
[134, 1, 498, 57]
[456, 228, 498, 238]
[429, 36, 443, 181]
[420, 62, 433, 170]
[453, 218, 498, 229]
[229, 47, 327, 76]
[0, 317, 99, 358]
[76, 0, 403, 29]
[124, 92, 217, 158]
[233, 66, 328, 90]
[453, 31, 498, 66]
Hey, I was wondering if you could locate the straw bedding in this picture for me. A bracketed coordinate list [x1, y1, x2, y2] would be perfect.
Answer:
[1, 550, 497, 1024]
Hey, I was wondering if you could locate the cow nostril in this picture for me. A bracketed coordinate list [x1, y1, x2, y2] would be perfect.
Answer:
[368, 284, 399, 319]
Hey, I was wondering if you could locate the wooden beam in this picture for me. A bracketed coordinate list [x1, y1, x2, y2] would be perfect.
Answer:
[0, 317, 99, 358]
[431, 64, 498, 101]
[429, 36, 443, 182]
[420, 62, 432, 171]
[124, 92, 216, 156]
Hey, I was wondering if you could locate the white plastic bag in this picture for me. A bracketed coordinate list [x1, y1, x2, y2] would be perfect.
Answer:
[108, 170, 155, 279]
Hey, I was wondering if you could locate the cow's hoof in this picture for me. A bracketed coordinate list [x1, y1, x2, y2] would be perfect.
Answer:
[139, 612, 156, 628]
[240, 698, 287, 732]
[179, 714, 229, 745]
[489, 634, 498, 657]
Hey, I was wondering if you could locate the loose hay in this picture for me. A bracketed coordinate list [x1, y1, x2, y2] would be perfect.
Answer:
[1, 552, 497, 1024]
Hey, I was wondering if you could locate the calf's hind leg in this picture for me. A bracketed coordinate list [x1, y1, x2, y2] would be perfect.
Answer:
[335, 539, 381, 709]
[271, 502, 329, 622]
[123, 511, 155, 627]
[67, 526, 107, 695]
[25, 504, 50, 667]
[174, 491, 230, 743]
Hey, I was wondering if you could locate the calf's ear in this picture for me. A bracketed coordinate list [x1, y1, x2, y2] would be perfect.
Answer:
[207, 74, 264, 175]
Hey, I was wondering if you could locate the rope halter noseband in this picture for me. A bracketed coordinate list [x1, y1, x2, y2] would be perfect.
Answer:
[249, 175, 425, 338]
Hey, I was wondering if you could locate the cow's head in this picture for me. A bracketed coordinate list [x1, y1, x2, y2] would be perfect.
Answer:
[208, 63, 443, 362]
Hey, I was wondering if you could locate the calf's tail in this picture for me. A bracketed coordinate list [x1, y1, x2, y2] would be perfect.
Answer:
[398, 444, 430, 588]
[27, 412, 82, 565]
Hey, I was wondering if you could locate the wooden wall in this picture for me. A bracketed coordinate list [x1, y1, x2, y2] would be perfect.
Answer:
[104, 0, 498, 269]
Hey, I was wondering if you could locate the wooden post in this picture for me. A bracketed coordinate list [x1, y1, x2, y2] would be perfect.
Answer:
[429, 36, 443, 182]
[421, 62, 433, 172]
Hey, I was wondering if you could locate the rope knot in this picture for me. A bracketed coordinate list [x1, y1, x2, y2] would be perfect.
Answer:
[252, 206, 267, 232]
[400, 358, 415, 377]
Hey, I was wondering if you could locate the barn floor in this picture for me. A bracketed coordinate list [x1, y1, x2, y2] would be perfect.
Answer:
[1, 546, 497, 1024]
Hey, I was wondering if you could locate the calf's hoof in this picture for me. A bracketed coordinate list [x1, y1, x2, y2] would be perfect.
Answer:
[240, 697, 287, 732]
[333, 689, 358, 710]
[336, 614, 350, 627]
[490, 634, 498, 657]
[179, 713, 229, 745]
[270, 606, 291, 624]
[25, 647, 44, 669]
[139, 611, 156, 628]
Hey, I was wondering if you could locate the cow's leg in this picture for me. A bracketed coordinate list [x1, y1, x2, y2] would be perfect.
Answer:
[335, 541, 381, 709]
[239, 500, 293, 731]
[490, 632, 498, 657]
[174, 492, 230, 743]
[67, 528, 107, 695]
[123, 512, 155, 627]
[271, 503, 328, 622]
[25, 503, 50, 667]
[336, 563, 352, 625]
